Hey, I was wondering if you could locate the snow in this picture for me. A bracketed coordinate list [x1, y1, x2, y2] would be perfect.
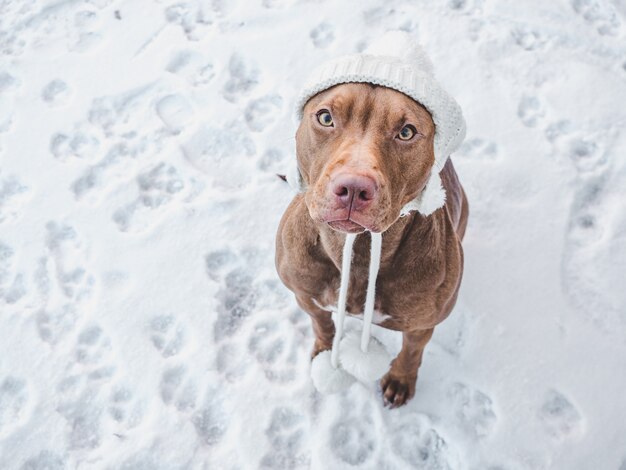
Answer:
[0, 0, 625, 469]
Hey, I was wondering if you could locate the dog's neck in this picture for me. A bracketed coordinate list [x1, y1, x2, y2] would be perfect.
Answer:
[316, 211, 440, 275]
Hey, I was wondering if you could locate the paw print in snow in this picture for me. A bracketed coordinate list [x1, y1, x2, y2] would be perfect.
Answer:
[245, 95, 283, 132]
[166, 50, 215, 86]
[511, 27, 548, 51]
[191, 387, 228, 446]
[0, 173, 29, 224]
[108, 385, 144, 432]
[112, 162, 186, 233]
[390, 413, 460, 469]
[248, 320, 300, 383]
[74, 325, 116, 381]
[0, 242, 27, 305]
[20, 451, 66, 470]
[155, 94, 195, 134]
[571, 0, 622, 36]
[447, 382, 497, 438]
[538, 389, 583, 441]
[222, 54, 260, 103]
[0, 376, 32, 439]
[260, 407, 310, 469]
[329, 401, 377, 466]
[149, 315, 186, 358]
[517, 95, 545, 127]
[213, 267, 258, 341]
[36, 304, 79, 345]
[45, 221, 94, 302]
[165, 3, 214, 41]
[42, 79, 70, 105]
[310, 23, 335, 48]
[50, 129, 100, 161]
[160, 365, 198, 412]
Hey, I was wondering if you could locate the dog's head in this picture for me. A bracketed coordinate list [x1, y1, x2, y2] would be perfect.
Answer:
[296, 83, 436, 234]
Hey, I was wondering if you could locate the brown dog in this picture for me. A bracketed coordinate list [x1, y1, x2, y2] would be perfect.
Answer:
[275, 83, 468, 407]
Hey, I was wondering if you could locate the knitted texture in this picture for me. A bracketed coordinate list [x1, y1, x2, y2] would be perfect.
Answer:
[295, 31, 466, 170]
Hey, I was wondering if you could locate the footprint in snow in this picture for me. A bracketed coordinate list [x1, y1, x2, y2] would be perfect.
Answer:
[448, 0, 475, 12]
[205, 247, 238, 282]
[156, 94, 195, 134]
[545, 120, 573, 143]
[20, 451, 66, 470]
[245, 94, 283, 132]
[50, 130, 100, 161]
[166, 50, 215, 86]
[457, 137, 498, 161]
[511, 27, 548, 51]
[181, 123, 256, 181]
[159, 365, 198, 412]
[149, 314, 187, 358]
[248, 320, 301, 384]
[222, 54, 261, 103]
[329, 399, 377, 466]
[0, 376, 32, 439]
[389, 412, 460, 469]
[35, 222, 96, 345]
[164, 3, 214, 42]
[562, 171, 626, 329]
[258, 147, 286, 174]
[213, 267, 258, 342]
[0, 71, 21, 94]
[41, 79, 70, 106]
[56, 388, 104, 450]
[74, 325, 116, 381]
[190, 386, 229, 446]
[36, 303, 79, 346]
[216, 341, 250, 382]
[0, 173, 30, 225]
[447, 382, 497, 438]
[310, 23, 335, 48]
[262, 0, 298, 8]
[112, 162, 186, 234]
[108, 385, 144, 433]
[538, 389, 583, 441]
[517, 94, 545, 128]
[0, 241, 27, 305]
[567, 136, 609, 173]
[205, 247, 260, 342]
[571, 0, 622, 36]
[45, 221, 94, 301]
[260, 407, 310, 469]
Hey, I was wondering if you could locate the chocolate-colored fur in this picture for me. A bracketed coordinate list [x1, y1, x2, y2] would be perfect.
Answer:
[276, 83, 468, 407]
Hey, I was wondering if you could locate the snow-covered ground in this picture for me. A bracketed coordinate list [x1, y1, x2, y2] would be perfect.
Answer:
[1, 0, 625, 468]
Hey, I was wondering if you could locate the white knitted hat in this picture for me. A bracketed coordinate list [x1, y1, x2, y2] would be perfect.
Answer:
[288, 30, 467, 216]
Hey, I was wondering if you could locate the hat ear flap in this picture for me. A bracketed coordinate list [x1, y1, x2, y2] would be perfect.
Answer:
[400, 170, 446, 216]
[285, 159, 305, 192]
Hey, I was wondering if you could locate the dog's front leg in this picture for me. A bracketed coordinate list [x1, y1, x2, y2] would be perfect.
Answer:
[381, 328, 434, 408]
[295, 295, 336, 359]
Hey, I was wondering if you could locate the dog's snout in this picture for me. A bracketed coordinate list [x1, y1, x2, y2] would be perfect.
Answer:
[331, 174, 378, 210]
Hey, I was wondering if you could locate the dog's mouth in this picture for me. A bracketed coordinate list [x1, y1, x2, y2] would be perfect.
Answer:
[327, 219, 367, 234]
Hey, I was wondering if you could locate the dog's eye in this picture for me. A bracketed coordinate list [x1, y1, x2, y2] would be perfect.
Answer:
[316, 110, 334, 127]
[397, 125, 417, 141]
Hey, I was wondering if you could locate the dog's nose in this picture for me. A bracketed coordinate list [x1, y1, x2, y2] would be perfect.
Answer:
[331, 174, 378, 211]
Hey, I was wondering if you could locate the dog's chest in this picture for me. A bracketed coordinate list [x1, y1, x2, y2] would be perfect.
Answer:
[311, 275, 402, 327]
[311, 296, 391, 325]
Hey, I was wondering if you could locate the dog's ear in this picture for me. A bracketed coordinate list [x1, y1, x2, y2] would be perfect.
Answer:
[400, 170, 446, 216]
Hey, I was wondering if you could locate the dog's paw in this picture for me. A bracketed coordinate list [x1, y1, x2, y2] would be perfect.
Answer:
[380, 372, 416, 408]
[311, 341, 331, 359]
